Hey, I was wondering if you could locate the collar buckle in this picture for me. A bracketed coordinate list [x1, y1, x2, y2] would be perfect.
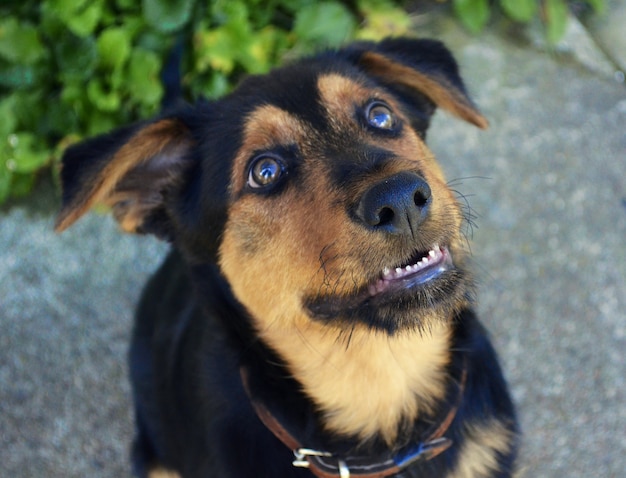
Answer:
[293, 449, 350, 477]
[293, 448, 333, 468]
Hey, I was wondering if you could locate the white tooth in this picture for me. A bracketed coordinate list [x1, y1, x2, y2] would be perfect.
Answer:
[406, 265, 413, 272]
[416, 260, 423, 268]
[422, 256, 430, 264]
[383, 267, 390, 276]
[429, 250, 436, 258]
[395, 267, 402, 274]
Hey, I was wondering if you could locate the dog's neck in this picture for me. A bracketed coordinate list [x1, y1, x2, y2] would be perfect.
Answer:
[192, 262, 453, 444]
[257, 316, 452, 445]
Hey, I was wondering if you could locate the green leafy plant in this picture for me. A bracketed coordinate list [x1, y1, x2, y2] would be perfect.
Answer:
[0, 0, 607, 205]
[453, 0, 605, 41]
[0, 0, 411, 204]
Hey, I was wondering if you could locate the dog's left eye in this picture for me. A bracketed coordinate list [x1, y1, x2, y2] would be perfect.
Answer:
[366, 102, 396, 130]
[248, 156, 284, 189]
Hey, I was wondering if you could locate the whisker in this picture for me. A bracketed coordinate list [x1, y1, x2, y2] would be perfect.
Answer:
[446, 175, 492, 187]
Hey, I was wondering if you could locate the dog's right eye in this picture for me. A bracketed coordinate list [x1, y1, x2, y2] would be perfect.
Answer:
[366, 102, 397, 130]
[247, 155, 284, 189]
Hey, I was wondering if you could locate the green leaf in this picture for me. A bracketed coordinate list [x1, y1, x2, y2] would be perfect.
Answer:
[127, 48, 163, 107]
[211, 0, 249, 26]
[8, 172, 37, 198]
[6, 133, 50, 173]
[197, 2, 276, 74]
[239, 26, 278, 74]
[0, 170, 13, 204]
[135, 30, 169, 53]
[0, 160, 12, 204]
[116, 0, 140, 11]
[246, 0, 276, 26]
[47, 0, 104, 37]
[275, 0, 311, 15]
[86, 110, 119, 136]
[61, 83, 83, 107]
[41, 99, 79, 137]
[193, 71, 231, 100]
[63, 0, 104, 37]
[87, 78, 121, 112]
[11, 90, 44, 134]
[500, 0, 537, 22]
[142, 0, 195, 33]
[0, 63, 40, 89]
[584, 0, 605, 14]
[293, 1, 356, 48]
[195, 27, 237, 74]
[97, 27, 132, 71]
[109, 67, 126, 90]
[0, 17, 45, 64]
[453, 0, 490, 34]
[357, 0, 412, 40]
[40, 2, 68, 38]
[54, 32, 98, 82]
[0, 96, 17, 137]
[47, 0, 89, 17]
[544, 0, 569, 44]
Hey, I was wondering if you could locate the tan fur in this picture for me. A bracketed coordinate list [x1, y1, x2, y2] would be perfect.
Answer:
[359, 52, 489, 130]
[228, 105, 308, 193]
[110, 191, 158, 233]
[218, 80, 467, 443]
[316, 74, 469, 267]
[221, 211, 451, 443]
[263, 318, 450, 443]
[148, 467, 181, 478]
[55, 119, 190, 233]
[315, 74, 374, 129]
[450, 419, 516, 478]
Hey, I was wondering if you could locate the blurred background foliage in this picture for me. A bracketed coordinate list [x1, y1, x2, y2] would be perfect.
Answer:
[0, 0, 605, 204]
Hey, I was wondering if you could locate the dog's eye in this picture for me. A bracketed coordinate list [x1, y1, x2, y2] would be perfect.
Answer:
[366, 103, 396, 130]
[248, 156, 284, 189]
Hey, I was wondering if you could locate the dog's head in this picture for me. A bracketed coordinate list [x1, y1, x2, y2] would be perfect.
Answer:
[56, 38, 486, 336]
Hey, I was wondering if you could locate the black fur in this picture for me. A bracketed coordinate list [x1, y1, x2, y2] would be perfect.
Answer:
[129, 255, 517, 477]
[58, 38, 518, 477]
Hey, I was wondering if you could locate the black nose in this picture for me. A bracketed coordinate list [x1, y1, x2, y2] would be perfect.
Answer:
[355, 172, 431, 236]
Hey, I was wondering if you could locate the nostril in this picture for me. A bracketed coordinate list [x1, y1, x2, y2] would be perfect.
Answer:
[376, 206, 394, 226]
[413, 181, 432, 209]
[414, 190, 429, 208]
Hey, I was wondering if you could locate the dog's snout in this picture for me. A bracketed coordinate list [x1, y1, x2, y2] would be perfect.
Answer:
[356, 172, 431, 236]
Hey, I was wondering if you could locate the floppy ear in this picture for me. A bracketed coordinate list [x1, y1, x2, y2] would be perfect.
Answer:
[348, 38, 488, 132]
[55, 117, 193, 239]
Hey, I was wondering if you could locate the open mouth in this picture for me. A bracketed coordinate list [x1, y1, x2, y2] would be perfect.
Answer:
[367, 245, 452, 297]
[306, 244, 463, 331]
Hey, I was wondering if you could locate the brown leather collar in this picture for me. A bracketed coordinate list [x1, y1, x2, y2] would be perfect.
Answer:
[240, 360, 467, 478]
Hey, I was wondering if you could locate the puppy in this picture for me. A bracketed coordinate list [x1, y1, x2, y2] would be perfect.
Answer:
[56, 38, 518, 478]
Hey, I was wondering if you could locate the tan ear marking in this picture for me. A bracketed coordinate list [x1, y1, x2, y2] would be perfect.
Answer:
[55, 119, 190, 233]
[360, 52, 489, 130]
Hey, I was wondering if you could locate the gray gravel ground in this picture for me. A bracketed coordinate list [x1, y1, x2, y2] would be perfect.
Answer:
[1, 7, 625, 478]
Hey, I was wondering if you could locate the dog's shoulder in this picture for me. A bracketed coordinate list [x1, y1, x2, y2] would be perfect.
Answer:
[447, 309, 519, 477]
